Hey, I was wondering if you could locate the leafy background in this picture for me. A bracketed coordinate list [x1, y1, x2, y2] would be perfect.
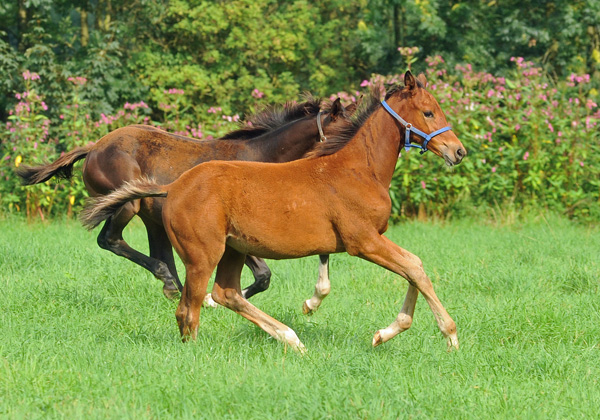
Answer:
[1, 0, 599, 220]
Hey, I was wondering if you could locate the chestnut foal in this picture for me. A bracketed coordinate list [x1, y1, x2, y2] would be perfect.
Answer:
[19, 98, 348, 300]
[82, 71, 466, 352]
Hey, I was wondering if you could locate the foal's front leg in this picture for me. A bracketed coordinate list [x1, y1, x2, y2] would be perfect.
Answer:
[359, 235, 458, 350]
[373, 285, 418, 346]
[302, 255, 331, 314]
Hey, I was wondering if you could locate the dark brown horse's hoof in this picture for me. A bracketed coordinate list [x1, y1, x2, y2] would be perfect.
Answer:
[163, 285, 180, 300]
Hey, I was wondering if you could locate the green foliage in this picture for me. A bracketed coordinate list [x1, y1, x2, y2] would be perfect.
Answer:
[1, 0, 600, 220]
[134, 0, 363, 115]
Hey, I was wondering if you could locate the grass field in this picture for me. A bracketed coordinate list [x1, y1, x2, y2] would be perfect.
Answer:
[1, 216, 599, 419]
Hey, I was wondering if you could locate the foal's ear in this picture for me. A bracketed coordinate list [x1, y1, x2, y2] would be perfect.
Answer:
[417, 73, 428, 88]
[404, 70, 417, 90]
[330, 98, 343, 120]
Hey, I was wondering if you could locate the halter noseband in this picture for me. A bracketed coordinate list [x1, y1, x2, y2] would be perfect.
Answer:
[381, 100, 452, 154]
[316, 110, 327, 142]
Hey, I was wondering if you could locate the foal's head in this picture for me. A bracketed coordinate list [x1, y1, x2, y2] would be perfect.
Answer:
[387, 71, 466, 166]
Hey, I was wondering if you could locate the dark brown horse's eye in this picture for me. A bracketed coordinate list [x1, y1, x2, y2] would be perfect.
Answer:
[424, 111, 434, 118]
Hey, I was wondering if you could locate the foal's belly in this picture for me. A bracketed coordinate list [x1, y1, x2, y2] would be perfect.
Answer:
[225, 212, 343, 259]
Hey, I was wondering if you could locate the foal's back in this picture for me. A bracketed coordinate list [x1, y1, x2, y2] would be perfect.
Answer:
[163, 152, 391, 260]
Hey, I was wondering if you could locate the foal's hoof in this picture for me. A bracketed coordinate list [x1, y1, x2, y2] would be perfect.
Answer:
[302, 300, 314, 315]
[162, 285, 180, 300]
[446, 333, 459, 351]
[372, 330, 384, 347]
[203, 294, 219, 308]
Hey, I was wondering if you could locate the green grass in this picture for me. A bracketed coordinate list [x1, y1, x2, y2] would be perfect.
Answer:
[1, 216, 599, 419]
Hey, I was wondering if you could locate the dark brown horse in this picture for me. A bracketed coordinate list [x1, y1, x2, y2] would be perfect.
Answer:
[81, 71, 466, 352]
[18, 97, 348, 299]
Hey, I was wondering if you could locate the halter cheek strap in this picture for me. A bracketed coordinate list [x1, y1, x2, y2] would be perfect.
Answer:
[381, 100, 452, 154]
[316, 110, 327, 142]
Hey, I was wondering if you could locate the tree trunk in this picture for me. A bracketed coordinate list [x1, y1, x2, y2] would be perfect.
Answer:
[80, 8, 89, 47]
[17, 0, 27, 52]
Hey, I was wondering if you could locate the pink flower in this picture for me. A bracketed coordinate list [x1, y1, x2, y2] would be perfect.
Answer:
[22, 70, 40, 80]
[420, 180, 426, 189]
[579, 161, 584, 167]
[523, 151, 529, 161]
[164, 88, 184, 95]
[360, 80, 370, 87]
[481, 159, 486, 164]
[252, 89, 264, 99]
[492, 167, 497, 173]
[68, 76, 87, 85]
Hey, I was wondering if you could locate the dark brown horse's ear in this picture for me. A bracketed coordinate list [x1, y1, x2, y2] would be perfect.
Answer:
[330, 98, 343, 120]
[404, 70, 417, 90]
[345, 102, 357, 115]
[417, 73, 428, 88]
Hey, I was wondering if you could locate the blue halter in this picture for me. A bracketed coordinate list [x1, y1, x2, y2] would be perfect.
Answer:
[381, 100, 452, 154]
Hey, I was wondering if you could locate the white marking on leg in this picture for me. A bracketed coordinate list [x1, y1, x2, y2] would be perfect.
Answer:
[276, 328, 305, 352]
[203, 293, 219, 308]
[304, 257, 331, 313]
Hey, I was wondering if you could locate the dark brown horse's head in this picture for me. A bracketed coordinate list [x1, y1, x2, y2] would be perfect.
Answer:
[387, 71, 466, 166]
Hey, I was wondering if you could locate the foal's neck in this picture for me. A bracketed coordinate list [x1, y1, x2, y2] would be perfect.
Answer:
[338, 105, 403, 189]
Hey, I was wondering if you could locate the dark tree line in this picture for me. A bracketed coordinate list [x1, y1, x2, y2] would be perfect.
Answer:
[1, 0, 599, 123]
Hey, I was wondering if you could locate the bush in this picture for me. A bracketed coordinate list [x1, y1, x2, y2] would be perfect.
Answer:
[1, 55, 599, 221]
[336, 54, 600, 221]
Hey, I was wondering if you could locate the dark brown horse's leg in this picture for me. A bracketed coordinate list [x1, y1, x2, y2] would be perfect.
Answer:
[145, 221, 184, 299]
[211, 246, 306, 353]
[356, 234, 458, 350]
[241, 255, 272, 299]
[302, 254, 331, 314]
[97, 202, 180, 298]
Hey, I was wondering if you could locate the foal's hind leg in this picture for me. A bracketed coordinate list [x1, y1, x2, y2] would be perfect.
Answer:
[211, 246, 306, 353]
[302, 255, 331, 315]
[358, 235, 458, 350]
[97, 202, 180, 298]
[204, 255, 272, 307]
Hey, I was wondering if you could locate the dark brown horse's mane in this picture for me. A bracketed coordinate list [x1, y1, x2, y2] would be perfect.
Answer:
[306, 84, 403, 158]
[220, 95, 322, 140]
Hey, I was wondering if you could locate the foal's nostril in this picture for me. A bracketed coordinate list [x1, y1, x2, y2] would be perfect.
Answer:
[456, 148, 464, 158]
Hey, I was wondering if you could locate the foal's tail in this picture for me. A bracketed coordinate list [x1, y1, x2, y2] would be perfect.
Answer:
[80, 177, 168, 230]
[16, 146, 92, 185]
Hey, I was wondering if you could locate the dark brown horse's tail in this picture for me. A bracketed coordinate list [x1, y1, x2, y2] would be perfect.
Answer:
[16, 146, 91, 185]
[80, 177, 168, 230]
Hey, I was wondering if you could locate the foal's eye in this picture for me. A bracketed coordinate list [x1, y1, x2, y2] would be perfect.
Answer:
[424, 111, 434, 118]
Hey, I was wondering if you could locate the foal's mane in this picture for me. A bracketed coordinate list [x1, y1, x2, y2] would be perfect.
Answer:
[220, 95, 322, 140]
[306, 85, 402, 158]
